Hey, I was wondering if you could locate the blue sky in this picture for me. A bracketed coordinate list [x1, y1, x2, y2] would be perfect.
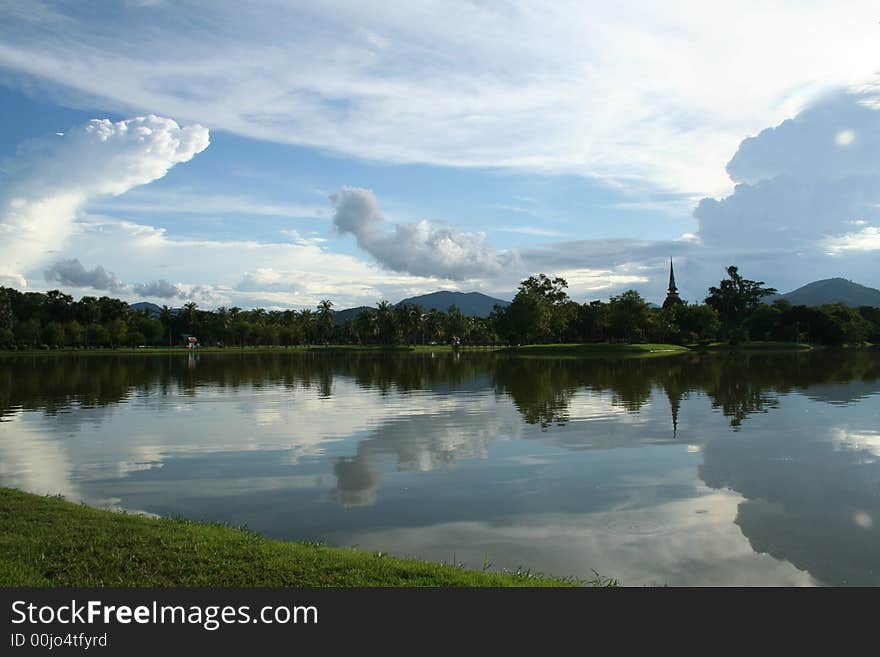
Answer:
[1, 1, 880, 309]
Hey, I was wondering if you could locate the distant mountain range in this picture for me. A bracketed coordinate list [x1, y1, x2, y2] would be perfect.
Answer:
[775, 278, 880, 308]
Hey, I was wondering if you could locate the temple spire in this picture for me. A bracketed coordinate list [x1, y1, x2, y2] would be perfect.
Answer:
[662, 257, 683, 308]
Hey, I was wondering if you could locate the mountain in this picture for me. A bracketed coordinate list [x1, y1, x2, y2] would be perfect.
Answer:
[332, 291, 510, 324]
[397, 291, 509, 317]
[130, 302, 163, 316]
[332, 305, 374, 325]
[777, 278, 880, 308]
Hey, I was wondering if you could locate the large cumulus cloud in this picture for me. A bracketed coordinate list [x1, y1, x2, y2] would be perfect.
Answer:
[0, 115, 209, 285]
[330, 186, 515, 280]
[695, 91, 880, 253]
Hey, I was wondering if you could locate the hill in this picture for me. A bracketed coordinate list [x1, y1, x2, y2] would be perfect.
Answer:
[777, 278, 880, 308]
[332, 305, 374, 325]
[332, 291, 509, 324]
[130, 302, 163, 316]
[398, 291, 510, 316]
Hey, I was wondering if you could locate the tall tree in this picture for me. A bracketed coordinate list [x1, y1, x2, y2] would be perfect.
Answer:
[160, 305, 174, 346]
[606, 290, 652, 343]
[317, 300, 334, 344]
[705, 266, 777, 343]
[376, 300, 397, 344]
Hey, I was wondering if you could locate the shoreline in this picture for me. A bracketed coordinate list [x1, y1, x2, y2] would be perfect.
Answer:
[0, 341, 862, 359]
[0, 487, 608, 587]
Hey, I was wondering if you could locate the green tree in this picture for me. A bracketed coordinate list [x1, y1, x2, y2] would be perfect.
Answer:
[299, 309, 316, 344]
[705, 266, 777, 343]
[64, 320, 85, 347]
[42, 321, 66, 347]
[443, 305, 467, 343]
[160, 305, 174, 346]
[353, 310, 377, 344]
[181, 302, 199, 336]
[15, 318, 41, 347]
[606, 290, 652, 342]
[0, 288, 14, 332]
[126, 330, 146, 347]
[107, 319, 128, 348]
[88, 323, 110, 347]
[317, 300, 334, 343]
[496, 274, 570, 344]
[376, 300, 397, 344]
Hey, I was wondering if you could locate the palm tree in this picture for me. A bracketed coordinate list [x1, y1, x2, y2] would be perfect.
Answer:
[376, 300, 396, 344]
[317, 300, 334, 344]
[353, 309, 377, 344]
[182, 301, 199, 337]
[299, 309, 315, 344]
[160, 305, 174, 346]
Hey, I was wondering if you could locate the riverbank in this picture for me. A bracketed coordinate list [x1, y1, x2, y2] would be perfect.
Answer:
[696, 341, 814, 351]
[0, 344, 500, 356]
[2, 341, 844, 358]
[501, 343, 689, 358]
[0, 488, 594, 587]
[0, 343, 687, 357]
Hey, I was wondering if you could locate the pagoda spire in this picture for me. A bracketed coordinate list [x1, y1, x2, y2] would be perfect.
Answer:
[662, 257, 683, 308]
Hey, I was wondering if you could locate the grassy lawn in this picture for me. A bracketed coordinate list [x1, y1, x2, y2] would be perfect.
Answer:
[500, 343, 689, 358]
[0, 488, 600, 587]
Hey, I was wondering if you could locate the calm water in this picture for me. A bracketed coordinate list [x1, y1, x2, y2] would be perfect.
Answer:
[2, 349, 879, 586]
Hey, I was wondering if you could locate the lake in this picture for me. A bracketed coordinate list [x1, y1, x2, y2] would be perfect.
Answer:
[2, 349, 879, 586]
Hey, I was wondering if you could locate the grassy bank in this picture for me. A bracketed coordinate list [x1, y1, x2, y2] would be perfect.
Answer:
[0, 344, 501, 356]
[1, 343, 682, 357]
[696, 341, 814, 351]
[0, 488, 591, 587]
[501, 343, 689, 358]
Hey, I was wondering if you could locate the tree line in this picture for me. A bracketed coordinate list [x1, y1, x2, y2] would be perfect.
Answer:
[1, 266, 878, 350]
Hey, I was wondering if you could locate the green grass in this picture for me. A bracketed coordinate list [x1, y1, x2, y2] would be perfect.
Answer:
[0, 488, 608, 587]
[500, 343, 689, 358]
[696, 341, 813, 351]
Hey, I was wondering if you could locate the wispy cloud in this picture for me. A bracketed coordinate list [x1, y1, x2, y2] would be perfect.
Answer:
[2, 2, 878, 197]
[92, 189, 328, 220]
[495, 226, 564, 237]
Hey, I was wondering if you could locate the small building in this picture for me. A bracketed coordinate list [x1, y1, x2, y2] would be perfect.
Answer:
[662, 258, 684, 309]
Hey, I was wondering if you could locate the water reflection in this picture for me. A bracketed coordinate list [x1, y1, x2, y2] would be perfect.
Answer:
[1, 349, 879, 585]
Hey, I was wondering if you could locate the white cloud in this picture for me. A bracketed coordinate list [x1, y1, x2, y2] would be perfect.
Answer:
[825, 226, 880, 255]
[44, 258, 124, 292]
[0, 115, 209, 283]
[695, 92, 880, 251]
[330, 186, 516, 280]
[1, 2, 878, 196]
[689, 91, 880, 289]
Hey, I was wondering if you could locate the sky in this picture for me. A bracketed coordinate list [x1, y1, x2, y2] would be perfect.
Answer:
[1, 0, 880, 310]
